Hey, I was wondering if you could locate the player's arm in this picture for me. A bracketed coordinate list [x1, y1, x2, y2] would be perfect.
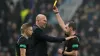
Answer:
[64, 50, 79, 56]
[53, 7, 67, 32]
[19, 39, 27, 56]
[34, 28, 76, 42]
[58, 48, 79, 56]
[20, 48, 26, 56]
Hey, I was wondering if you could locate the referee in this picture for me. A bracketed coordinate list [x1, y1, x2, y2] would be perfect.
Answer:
[58, 22, 80, 56]
[15, 23, 33, 56]
[53, 7, 80, 56]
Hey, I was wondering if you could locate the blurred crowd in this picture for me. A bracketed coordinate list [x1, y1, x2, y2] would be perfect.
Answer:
[74, 0, 100, 56]
[0, 0, 100, 56]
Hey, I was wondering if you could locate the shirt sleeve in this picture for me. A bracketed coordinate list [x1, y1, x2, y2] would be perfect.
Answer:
[33, 28, 65, 42]
[19, 38, 27, 49]
[72, 37, 80, 50]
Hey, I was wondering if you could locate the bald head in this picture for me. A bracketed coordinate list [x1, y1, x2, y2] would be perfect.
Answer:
[36, 14, 47, 28]
[36, 14, 46, 21]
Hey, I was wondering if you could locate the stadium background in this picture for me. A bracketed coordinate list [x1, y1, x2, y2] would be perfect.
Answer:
[0, 0, 100, 56]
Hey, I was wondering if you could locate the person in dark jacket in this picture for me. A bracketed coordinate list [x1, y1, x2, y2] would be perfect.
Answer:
[30, 14, 76, 56]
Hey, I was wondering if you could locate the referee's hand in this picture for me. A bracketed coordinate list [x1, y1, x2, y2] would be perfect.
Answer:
[65, 36, 76, 40]
[53, 6, 59, 13]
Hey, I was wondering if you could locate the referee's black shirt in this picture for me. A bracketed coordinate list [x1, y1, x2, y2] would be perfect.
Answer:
[62, 35, 80, 56]
[31, 24, 66, 56]
[15, 35, 29, 56]
[16, 35, 37, 56]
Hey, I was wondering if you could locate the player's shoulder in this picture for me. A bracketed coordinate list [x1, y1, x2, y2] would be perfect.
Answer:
[20, 36, 27, 40]
[74, 37, 79, 41]
[71, 37, 80, 45]
[17, 36, 27, 44]
[72, 35, 80, 42]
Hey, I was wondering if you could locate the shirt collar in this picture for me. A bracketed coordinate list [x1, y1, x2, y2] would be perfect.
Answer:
[21, 34, 28, 39]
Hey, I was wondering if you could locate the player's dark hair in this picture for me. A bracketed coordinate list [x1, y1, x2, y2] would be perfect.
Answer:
[68, 21, 76, 31]
[21, 23, 32, 33]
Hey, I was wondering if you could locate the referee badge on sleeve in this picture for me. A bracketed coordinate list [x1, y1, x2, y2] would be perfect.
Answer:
[19, 44, 26, 48]
[72, 44, 79, 48]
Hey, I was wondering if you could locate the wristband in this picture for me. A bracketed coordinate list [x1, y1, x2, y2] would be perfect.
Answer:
[54, 12, 59, 14]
